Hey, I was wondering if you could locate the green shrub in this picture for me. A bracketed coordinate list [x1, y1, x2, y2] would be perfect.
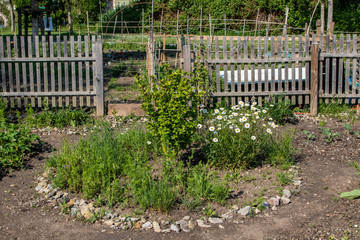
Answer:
[24, 103, 92, 128]
[47, 124, 158, 206]
[264, 95, 295, 124]
[202, 102, 277, 169]
[0, 122, 40, 171]
[186, 162, 230, 204]
[137, 64, 207, 149]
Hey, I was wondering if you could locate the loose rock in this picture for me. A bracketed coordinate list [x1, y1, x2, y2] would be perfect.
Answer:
[267, 197, 280, 207]
[153, 221, 161, 233]
[238, 206, 251, 216]
[282, 189, 292, 198]
[196, 220, 211, 228]
[170, 223, 180, 233]
[179, 220, 190, 233]
[208, 217, 223, 224]
[142, 222, 152, 230]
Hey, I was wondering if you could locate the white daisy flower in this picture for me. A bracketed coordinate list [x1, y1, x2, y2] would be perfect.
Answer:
[256, 116, 260, 119]
[235, 128, 240, 133]
[214, 109, 220, 114]
[266, 128, 272, 134]
[197, 123, 202, 129]
[200, 104, 205, 108]
[213, 138, 218, 142]
[147, 141, 152, 145]
[220, 107, 224, 111]
[251, 136, 256, 140]
[229, 125, 234, 130]
[239, 101, 244, 105]
[269, 118, 273, 121]
[213, 131, 218, 135]
[262, 109, 267, 113]
[209, 126, 215, 131]
[233, 113, 239, 116]
[216, 115, 223, 120]
[244, 123, 250, 128]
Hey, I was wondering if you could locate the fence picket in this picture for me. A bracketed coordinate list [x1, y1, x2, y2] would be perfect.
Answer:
[42, 36, 49, 105]
[64, 36, 69, 106]
[338, 34, 344, 98]
[70, 36, 76, 107]
[28, 36, 35, 107]
[325, 35, 330, 103]
[305, 35, 310, 104]
[352, 35, 358, 103]
[6, 36, 14, 107]
[298, 35, 303, 105]
[331, 35, 337, 97]
[0, 37, 5, 99]
[230, 37, 235, 105]
[57, 36, 63, 107]
[78, 36, 84, 106]
[35, 36, 42, 107]
[345, 35, 351, 104]
[49, 36, 56, 107]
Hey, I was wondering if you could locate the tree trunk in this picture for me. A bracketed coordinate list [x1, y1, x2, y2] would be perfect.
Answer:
[31, 0, 39, 37]
[67, 0, 73, 34]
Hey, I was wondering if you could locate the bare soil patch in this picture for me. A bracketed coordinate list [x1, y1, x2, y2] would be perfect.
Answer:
[1, 117, 360, 239]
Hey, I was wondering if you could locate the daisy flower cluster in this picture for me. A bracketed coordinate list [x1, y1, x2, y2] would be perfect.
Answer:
[200, 101, 277, 144]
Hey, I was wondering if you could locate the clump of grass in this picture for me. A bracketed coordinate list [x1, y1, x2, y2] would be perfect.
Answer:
[24, 102, 92, 129]
[276, 172, 293, 186]
[0, 98, 40, 172]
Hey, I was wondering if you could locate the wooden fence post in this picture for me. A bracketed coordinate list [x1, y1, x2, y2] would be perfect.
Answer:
[310, 42, 319, 116]
[94, 38, 104, 116]
[182, 45, 191, 72]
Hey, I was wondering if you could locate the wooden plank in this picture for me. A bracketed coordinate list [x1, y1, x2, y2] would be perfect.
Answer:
[223, 36, 228, 104]
[331, 35, 337, 96]
[318, 34, 325, 103]
[57, 36, 63, 107]
[298, 35, 303, 105]
[230, 37, 235, 105]
[352, 35, 358, 101]
[35, 36, 42, 107]
[258, 36, 262, 105]
[20, 37, 28, 107]
[64, 36, 69, 106]
[6, 36, 14, 107]
[305, 35, 310, 104]
[49, 36, 56, 107]
[215, 37, 220, 98]
[94, 36, 104, 116]
[320, 53, 360, 58]
[42, 36, 49, 105]
[0, 57, 96, 63]
[310, 43, 319, 116]
[291, 35, 296, 103]
[264, 36, 269, 93]
[271, 36, 275, 92]
[237, 36, 242, 103]
[28, 36, 35, 107]
[325, 35, 330, 103]
[277, 36, 282, 98]
[338, 34, 344, 97]
[70, 36, 76, 107]
[284, 36, 289, 101]
[345, 34, 350, 104]
[212, 90, 311, 97]
[250, 37, 255, 95]
[1, 91, 96, 97]
[0, 37, 6, 97]
[244, 37, 249, 103]
[14, 37, 21, 107]
[206, 57, 311, 64]
[85, 36, 91, 106]
[92, 35, 96, 107]
[78, 36, 84, 106]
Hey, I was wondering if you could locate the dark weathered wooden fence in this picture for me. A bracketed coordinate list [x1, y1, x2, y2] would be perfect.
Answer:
[181, 35, 360, 113]
[0, 35, 104, 116]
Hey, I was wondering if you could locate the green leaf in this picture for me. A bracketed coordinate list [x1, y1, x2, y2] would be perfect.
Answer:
[340, 189, 360, 199]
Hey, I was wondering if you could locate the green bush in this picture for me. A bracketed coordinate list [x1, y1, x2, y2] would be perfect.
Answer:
[264, 95, 295, 124]
[47, 124, 158, 206]
[24, 103, 92, 128]
[202, 102, 277, 169]
[137, 64, 207, 149]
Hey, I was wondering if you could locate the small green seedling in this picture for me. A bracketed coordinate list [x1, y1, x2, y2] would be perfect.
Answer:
[319, 127, 340, 143]
[303, 130, 316, 142]
[343, 123, 352, 134]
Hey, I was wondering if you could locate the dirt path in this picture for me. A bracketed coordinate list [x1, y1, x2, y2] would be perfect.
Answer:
[1, 119, 360, 240]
